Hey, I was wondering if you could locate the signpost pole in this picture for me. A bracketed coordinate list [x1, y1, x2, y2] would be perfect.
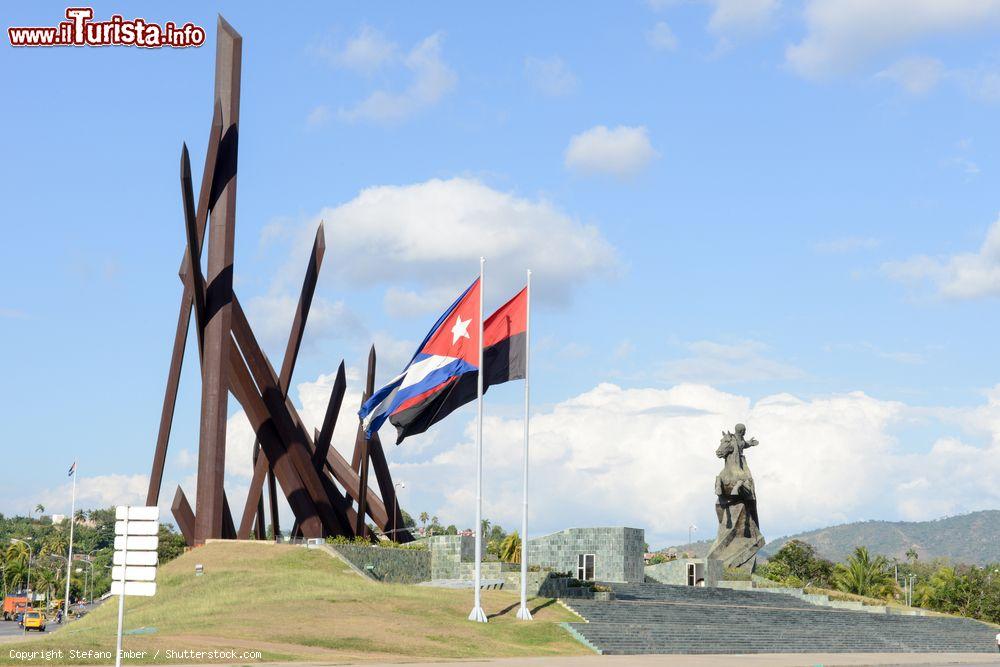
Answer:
[115, 508, 128, 667]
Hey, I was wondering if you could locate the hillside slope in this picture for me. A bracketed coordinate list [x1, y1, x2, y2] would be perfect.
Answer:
[0, 542, 586, 664]
[669, 510, 1000, 564]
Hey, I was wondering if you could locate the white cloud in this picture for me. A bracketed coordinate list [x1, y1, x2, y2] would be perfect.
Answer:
[340, 33, 456, 123]
[647, 21, 679, 51]
[245, 293, 367, 346]
[882, 214, 1000, 299]
[787, 0, 1000, 81]
[524, 56, 578, 96]
[330, 25, 397, 74]
[34, 474, 148, 516]
[707, 0, 780, 39]
[565, 125, 660, 178]
[876, 56, 945, 95]
[0, 308, 27, 319]
[305, 105, 331, 128]
[300, 177, 618, 307]
[660, 339, 804, 385]
[399, 381, 1000, 546]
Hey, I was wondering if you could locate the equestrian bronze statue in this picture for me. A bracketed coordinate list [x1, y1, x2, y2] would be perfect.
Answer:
[706, 423, 765, 571]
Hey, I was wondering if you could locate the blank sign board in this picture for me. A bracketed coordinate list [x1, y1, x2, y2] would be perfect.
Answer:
[116, 506, 160, 522]
[113, 535, 158, 552]
[113, 551, 158, 566]
[115, 520, 158, 536]
[112, 565, 157, 582]
[110, 581, 156, 597]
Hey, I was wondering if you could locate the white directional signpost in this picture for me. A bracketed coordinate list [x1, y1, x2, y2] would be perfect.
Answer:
[112, 506, 159, 667]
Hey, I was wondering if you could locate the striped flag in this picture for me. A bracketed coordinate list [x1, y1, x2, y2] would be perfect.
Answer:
[67, 461, 76, 477]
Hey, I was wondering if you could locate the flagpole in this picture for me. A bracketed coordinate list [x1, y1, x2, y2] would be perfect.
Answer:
[469, 257, 487, 623]
[516, 270, 533, 621]
[64, 464, 76, 616]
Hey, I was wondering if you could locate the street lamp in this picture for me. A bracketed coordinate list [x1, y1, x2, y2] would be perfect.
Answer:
[10, 538, 34, 635]
[393, 481, 405, 541]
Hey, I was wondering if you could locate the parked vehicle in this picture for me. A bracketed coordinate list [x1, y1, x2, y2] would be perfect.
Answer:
[2, 596, 29, 621]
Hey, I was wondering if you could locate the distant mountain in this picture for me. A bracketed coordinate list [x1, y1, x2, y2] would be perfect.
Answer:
[667, 510, 1000, 565]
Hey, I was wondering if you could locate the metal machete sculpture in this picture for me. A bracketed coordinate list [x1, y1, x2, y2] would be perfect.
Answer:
[706, 423, 765, 571]
[144, 16, 412, 546]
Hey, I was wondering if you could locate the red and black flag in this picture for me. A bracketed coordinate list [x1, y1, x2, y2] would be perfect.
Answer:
[389, 287, 527, 443]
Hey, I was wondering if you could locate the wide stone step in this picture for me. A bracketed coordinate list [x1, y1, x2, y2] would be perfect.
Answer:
[559, 582, 997, 655]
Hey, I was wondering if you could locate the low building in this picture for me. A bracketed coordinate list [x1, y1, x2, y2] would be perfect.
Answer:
[645, 557, 723, 587]
[527, 527, 645, 583]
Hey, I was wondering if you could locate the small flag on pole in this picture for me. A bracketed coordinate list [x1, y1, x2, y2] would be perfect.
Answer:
[68, 461, 77, 477]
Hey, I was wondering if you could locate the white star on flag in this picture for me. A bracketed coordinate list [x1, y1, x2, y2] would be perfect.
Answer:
[451, 315, 471, 344]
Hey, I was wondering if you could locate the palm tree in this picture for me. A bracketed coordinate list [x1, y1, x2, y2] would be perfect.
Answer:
[905, 547, 919, 563]
[419, 512, 429, 532]
[34, 504, 45, 516]
[499, 532, 521, 564]
[834, 546, 895, 598]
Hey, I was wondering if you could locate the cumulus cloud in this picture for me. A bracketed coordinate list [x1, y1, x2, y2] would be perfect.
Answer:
[398, 381, 1000, 547]
[565, 125, 660, 178]
[298, 177, 618, 309]
[660, 340, 804, 385]
[305, 105, 331, 128]
[245, 293, 367, 346]
[707, 0, 780, 40]
[328, 25, 397, 74]
[340, 33, 456, 123]
[34, 474, 148, 516]
[787, 0, 1000, 81]
[882, 214, 1000, 299]
[647, 21, 679, 51]
[876, 56, 945, 95]
[524, 56, 578, 96]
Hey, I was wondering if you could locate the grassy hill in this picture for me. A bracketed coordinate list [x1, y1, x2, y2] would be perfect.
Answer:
[0, 542, 587, 664]
[670, 510, 1000, 564]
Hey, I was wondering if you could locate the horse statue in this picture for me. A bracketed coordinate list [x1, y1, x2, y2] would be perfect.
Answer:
[706, 423, 765, 571]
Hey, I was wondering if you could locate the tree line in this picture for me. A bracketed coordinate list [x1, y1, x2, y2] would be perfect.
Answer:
[0, 508, 187, 606]
[759, 539, 1000, 624]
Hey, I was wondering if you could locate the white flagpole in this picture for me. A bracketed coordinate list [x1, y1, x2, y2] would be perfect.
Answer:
[468, 257, 487, 623]
[64, 465, 77, 617]
[517, 270, 533, 621]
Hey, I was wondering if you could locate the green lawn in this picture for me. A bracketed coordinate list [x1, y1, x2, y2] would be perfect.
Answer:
[0, 542, 587, 664]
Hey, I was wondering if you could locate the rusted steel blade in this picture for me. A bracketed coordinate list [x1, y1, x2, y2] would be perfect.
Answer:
[368, 432, 412, 542]
[237, 452, 269, 539]
[195, 15, 242, 545]
[267, 468, 280, 539]
[313, 361, 346, 469]
[238, 224, 326, 536]
[255, 496, 266, 539]
[180, 143, 208, 354]
[171, 486, 196, 547]
[352, 347, 377, 537]
[227, 337, 324, 537]
[229, 304, 353, 536]
[350, 346, 376, 472]
[145, 103, 224, 507]
[222, 490, 237, 539]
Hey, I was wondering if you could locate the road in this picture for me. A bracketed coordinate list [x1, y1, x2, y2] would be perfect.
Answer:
[0, 602, 100, 641]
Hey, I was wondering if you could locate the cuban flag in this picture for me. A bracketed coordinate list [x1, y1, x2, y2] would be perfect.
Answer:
[360, 278, 481, 441]
[67, 461, 76, 477]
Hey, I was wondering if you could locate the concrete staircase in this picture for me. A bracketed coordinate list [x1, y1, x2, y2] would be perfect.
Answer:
[562, 582, 997, 655]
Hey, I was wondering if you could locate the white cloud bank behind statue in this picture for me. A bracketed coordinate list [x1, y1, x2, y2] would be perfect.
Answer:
[26, 377, 1000, 548]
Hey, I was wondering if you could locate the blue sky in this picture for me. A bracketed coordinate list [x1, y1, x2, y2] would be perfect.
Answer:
[3, 1, 1000, 549]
